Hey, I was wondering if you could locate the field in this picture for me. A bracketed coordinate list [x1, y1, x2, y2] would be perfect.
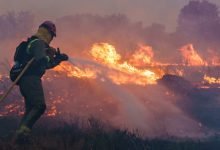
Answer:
[0, 116, 219, 150]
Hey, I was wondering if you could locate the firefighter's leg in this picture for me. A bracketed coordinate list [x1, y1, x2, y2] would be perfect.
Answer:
[14, 83, 33, 144]
[13, 103, 32, 145]
[18, 95, 32, 129]
[14, 76, 46, 144]
[21, 102, 46, 129]
[19, 76, 46, 129]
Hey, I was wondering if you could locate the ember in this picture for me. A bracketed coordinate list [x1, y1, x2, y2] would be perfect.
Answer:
[204, 74, 220, 84]
[1, 42, 220, 138]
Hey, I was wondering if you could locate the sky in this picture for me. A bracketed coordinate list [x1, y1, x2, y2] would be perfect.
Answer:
[0, 0, 220, 31]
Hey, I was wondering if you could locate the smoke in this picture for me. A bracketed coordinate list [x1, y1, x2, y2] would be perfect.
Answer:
[0, 11, 34, 60]
[175, 0, 220, 59]
[177, 0, 220, 43]
[54, 58, 206, 138]
[53, 0, 220, 63]
[1, 1, 220, 62]
[54, 14, 145, 58]
[0, 11, 34, 40]
[1, 0, 220, 138]
[54, 14, 180, 63]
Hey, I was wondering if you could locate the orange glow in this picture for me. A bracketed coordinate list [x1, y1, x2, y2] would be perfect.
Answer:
[47, 99, 63, 117]
[2, 41, 220, 119]
[53, 43, 165, 85]
[53, 62, 97, 79]
[129, 44, 154, 66]
[47, 105, 58, 117]
[180, 44, 207, 66]
[91, 43, 163, 85]
[52, 43, 219, 86]
[0, 104, 23, 116]
[91, 43, 121, 65]
[204, 75, 220, 84]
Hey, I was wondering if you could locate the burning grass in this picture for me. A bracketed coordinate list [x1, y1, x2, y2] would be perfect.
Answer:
[1, 42, 220, 149]
[1, 62, 220, 137]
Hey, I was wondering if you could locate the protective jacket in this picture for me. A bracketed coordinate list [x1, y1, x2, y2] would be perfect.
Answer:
[13, 36, 59, 79]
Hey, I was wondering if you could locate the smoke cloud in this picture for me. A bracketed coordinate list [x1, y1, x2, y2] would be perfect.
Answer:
[0, 11, 34, 60]
[175, 0, 220, 59]
[1, 0, 220, 138]
[0, 11, 34, 40]
[1, 1, 220, 63]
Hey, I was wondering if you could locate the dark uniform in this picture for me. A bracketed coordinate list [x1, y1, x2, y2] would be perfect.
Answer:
[12, 21, 68, 145]
[18, 36, 59, 130]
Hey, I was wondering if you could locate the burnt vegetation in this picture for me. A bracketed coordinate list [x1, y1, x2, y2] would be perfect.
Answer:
[0, 74, 220, 149]
[1, 0, 220, 149]
[0, 117, 219, 150]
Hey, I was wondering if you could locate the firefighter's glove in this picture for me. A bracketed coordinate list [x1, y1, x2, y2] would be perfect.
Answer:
[59, 53, 69, 61]
[54, 48, 68, 61]
[55, 53, 69, 62]
[55, 48, 61, 57]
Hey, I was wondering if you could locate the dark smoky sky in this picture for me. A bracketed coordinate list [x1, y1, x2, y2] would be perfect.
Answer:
[1, 0, 220, 32]
[1, 0, 220, 63]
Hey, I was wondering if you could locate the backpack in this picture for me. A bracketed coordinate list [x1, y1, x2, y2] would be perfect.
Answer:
[10, 38, 39, 83]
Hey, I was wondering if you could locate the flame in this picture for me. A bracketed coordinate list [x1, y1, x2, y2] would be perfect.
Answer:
[129, 44, 154, 66]
[53, 62, 97, 79]
[108, 62, 159, 85]
[91, 43, 121, 65]
[180, 44, 207, 66]
[2, 42, 220, 118]
[53, 43, 219, 86]
[53, 43, 164, 85]
[91, 43, 163, 85]
[204, 74, 220, 84]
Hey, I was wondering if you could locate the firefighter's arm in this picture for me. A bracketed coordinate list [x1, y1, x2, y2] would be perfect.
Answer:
[46, 47, 69, 69]
[28, 40, 50, 66]
[45, 47, 59, 69]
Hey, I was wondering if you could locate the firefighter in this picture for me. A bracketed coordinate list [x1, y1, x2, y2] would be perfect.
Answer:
[13, 21, 68, 144]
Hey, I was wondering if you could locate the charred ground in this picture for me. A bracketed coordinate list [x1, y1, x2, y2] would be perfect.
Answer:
[0, 116, 220, 150]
